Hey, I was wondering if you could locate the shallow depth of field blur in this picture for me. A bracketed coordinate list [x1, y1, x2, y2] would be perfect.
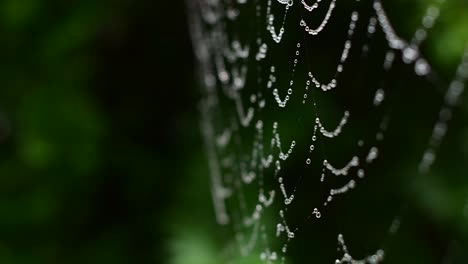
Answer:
[0, 0, 467, 264]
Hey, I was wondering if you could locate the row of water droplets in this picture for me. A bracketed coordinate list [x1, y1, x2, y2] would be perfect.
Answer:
[191, 0, 466, 263]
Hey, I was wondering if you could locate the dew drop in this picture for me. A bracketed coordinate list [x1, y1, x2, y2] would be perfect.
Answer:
[358, 169, 365, 178]
[373, 88, 385, 106]
[358, 140, 364, 147]
[403, 46, 418, 63]
[312, 208, 321, 218]
[415, 58, 430, 76]
[250, 94, 257, 103]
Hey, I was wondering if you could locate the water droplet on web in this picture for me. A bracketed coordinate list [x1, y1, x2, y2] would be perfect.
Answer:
[403, 45, 418, 63]
[366, 147, 379, 163]
[415, 58, 430, 76]
[358, 169, 365, 178]
[312, 208, 321, 218]
[250, 94, 257, 103]
[306, 158, 311, 165]
[256, 204, 262, 211]
[345, 41, 351, 49]
[219, 71, 229, 82]
[373, 88, 385, 106]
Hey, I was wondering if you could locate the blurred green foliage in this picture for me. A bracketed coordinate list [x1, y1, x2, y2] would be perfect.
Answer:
[0, 0, 196, 263]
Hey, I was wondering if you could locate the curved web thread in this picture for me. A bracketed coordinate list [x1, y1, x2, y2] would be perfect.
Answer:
[189, 0, 467, 263]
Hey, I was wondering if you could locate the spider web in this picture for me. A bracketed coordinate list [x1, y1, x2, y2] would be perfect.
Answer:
[188, 0, 468, 263]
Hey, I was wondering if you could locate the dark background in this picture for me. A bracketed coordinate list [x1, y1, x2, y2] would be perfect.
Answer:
[0, 0, 467, 264]
[0, 0, 204, 263]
